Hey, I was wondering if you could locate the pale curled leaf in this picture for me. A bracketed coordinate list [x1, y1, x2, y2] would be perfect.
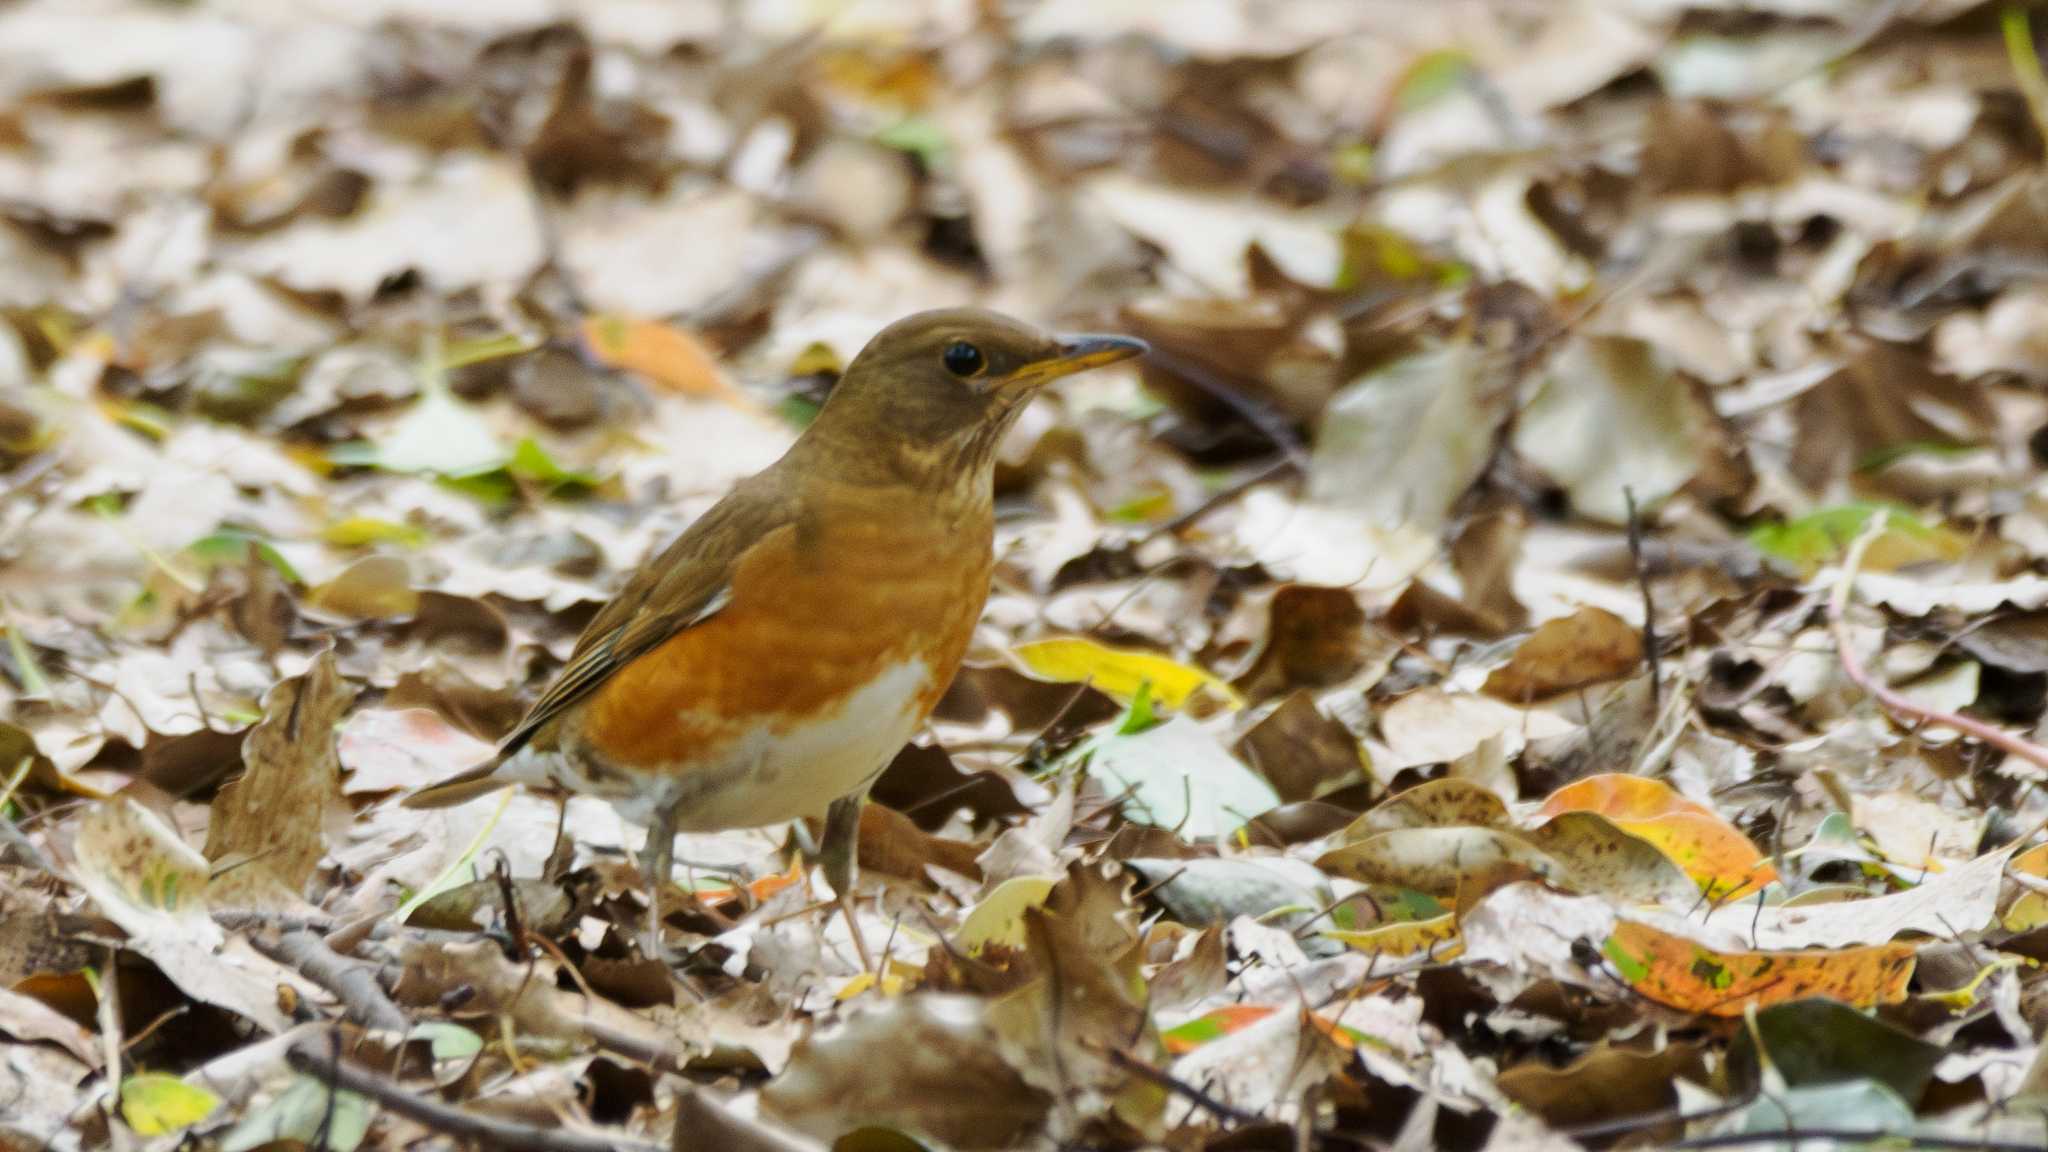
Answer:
[70, 798, 314, 1033]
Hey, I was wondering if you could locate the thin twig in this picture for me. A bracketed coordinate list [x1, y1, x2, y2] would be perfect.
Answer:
[1671, 1127, 2045, 1152]
[1624, 486, 1661, 716]
[250, 930, 411, 1034]
[1140, 347, 1309, 467]
[1146, 456, 1298, 541]
[1102, 1046, 1259, 1127]
[284, 1041, 664, 1152]
[1829, 513, 2048, 775]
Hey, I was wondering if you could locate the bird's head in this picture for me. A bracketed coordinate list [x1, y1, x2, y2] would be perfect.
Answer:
[801, 308, 1146, 483]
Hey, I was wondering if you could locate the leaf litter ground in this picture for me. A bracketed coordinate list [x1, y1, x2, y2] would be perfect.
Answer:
[7, 1, 2048, 1149]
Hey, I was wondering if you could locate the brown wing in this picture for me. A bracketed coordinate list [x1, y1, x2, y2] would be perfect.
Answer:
[401, 474, 795, 809]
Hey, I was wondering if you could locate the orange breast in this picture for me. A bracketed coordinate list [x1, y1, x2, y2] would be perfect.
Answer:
[577, 489, 992, 770]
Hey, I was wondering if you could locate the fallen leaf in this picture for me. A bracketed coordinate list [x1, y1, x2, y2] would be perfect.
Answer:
[1496, 1042, 1703, 1130]
[1725, 998, 1943, 1103]
[1236, 691, 1369, 803]
[1539, 773, 1775, 899]
[1346, 777, 1511, 837]
[1325, 912, 1462, 959]
[1602, 919, 1916, 1017]
[1013, 636, 1243, 711]
[217, 1075, 373, 1152]
[120, 1073, 220, 1136]
[763, 998, 1051, 1146]
[1321, 811, 1696, 908]
[1233, 584, 1375, 701]
[303, 554, 419, 620]
[581, 314, 744, 402]
[1512, 335, 1708, 523]
[1162, 1003, 1345, 1125]
[206, 650, 355, 907]
[1086, 716, 1280, 840]
[1125, 857, 1330, 929]
[1376, 688, 1576, 769]
[1482, 606, 1644, 701]
[0, 987, 100, 1066]
[70, 798, 312, 1032]
[2006, 842, 2048, 931]
[1309, 340, 1500, 534]
[957, 875, 1061, 955]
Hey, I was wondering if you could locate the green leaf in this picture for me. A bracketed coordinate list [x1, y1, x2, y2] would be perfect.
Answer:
[185, 530, 303, 583]
[1601, 935, 1651, 984]
[876, 117, 951, 169]
[4, 618, 49, 700]
[1084, 715, 1280, 841]
[1116, 679, 1158, 736]
[219, 1075, 373, 1152]
[1396, 50, 1472, 110]
[1333, 143, 1374, 185]
[1726, 999, 1943, 1104]
[1106, 489, 1173, 524]
[440, 330, 538, 371]
[1856, 439, 1975, 472]
[103, 398, 174, 441]
[777, 394, 822, 428]
[409, 1020, 484, 1061]
[1746, 502, 1962, 574]
[120, 1073, 219, 1135]
[394, 787, 512, 923]
[506, 437, 598, 492]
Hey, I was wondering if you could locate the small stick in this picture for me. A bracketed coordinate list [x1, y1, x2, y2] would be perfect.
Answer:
[1830, 513, 2048, 775]
[1624, 487, 1661, 715]
[285, 1040, 664, 1152]
[251, 930, 410, 1034]
[1672, 1127, 2043, 1152]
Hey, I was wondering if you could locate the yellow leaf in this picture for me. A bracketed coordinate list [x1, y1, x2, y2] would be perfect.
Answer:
[120, 1073, 219, 1135]
[322, 516, 428, 549]
[2004, 842, 2048, 931]
[1011, 637, 1243, 711]
[1325, 912, 1462, 959]
[835, 961, 917, 1000]
[957, 875, 1060, 955]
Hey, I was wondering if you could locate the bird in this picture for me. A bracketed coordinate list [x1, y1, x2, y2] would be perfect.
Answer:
[403, 308, 1145, 964]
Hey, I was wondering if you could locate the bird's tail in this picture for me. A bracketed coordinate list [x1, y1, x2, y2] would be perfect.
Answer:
[400, 757, 514, 809]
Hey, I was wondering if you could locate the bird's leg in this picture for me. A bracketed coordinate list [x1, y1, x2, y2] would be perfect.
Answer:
[641, 803, 679, 963]
[820, 792, 872, 972]
[542, 794, 572, 881]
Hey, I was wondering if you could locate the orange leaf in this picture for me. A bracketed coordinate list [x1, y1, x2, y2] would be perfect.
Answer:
[1540, 773, 1776, 899]
[581, 315, 743, 402]
[1161, 1005, 1277, 1054]
[1603, 919, 1915, 1017]
[693, 858, 805, 911]
[1161, 1005, 1376, 1055]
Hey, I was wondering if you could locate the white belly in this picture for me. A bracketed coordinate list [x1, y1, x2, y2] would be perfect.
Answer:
[517, 657, 935, 833]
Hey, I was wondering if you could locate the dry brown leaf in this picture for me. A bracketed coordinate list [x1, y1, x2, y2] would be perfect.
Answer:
[205, 650, 355, 908]
[1482, 606, 1644, 702]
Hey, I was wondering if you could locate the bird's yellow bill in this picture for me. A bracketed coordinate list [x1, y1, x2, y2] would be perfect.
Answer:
[1005, 333, 1147, 388]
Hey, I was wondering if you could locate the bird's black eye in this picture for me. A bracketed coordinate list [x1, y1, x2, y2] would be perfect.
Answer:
[942, 341, 985, 378]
